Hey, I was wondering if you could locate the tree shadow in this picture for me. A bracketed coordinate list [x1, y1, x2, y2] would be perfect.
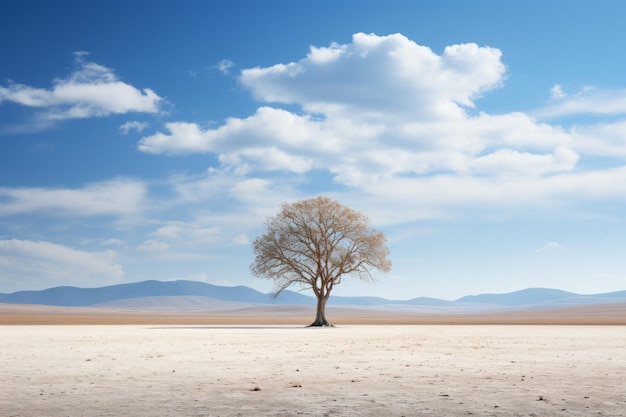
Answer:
[148, 326, 319, 330]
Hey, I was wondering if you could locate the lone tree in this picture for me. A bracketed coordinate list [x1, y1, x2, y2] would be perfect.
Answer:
[250, 196, 391, 326]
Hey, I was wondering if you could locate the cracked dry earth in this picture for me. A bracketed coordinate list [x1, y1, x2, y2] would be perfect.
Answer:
[1, 325, 625, 416]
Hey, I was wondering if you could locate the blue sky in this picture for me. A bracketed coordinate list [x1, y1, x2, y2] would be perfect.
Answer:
[2, 0, 626, 300]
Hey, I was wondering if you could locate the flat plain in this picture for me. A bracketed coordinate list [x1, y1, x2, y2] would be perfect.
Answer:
[2, 320, 625, 416]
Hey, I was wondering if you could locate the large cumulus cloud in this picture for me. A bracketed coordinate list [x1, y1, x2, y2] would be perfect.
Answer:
[138, 32, 626, 223]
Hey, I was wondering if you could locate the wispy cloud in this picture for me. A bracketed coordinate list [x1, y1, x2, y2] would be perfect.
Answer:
[0, 239, 124, 291]
[536, 242, 564, 253]
[119, 121, 149, 135]
[537, 86, 626, 119]
[101, 238, 124, 247]
[550, 84, 567, 100]
[0, 178, 147, 218]
[135, 239, 170, 252]
[216, 59, 234, 75]
[0, 52, 162, 129]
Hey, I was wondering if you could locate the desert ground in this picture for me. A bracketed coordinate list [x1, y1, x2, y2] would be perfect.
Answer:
[2, 319, 625, 416]
[3, 302, 626, 325]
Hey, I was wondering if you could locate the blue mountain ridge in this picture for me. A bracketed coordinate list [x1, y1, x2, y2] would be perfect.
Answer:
[456, 288, 579, 306]
[0, 280, 298, 307]
[1, 280, 626, 309]
[456, 287, 626, 306]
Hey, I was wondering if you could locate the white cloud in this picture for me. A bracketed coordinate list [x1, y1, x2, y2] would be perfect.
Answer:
[140, 84, 576, 187]
[471, 146, 579, 177]
[570, 120, 626, 157]
[135, 216, 259, 259]
[150, 222, 221, 245]
[536, 242, 564, 253]
[232, 234, 249, 246]
[0, 178, 147, 218]
[240, 33, 505, 120]
[307, 42, 347, 64]
[0, 239, 124, 291]
[101, 238, 124, 247]
[354, 165, 626, 226]
[136, 32, 626, 224]
[139, 106, 335, 157]
[168, 168, 237, 203]
[537, 86, 626, 119]
[0, 54, 162, 125]
[135, 239, 170, 252]
[143, 170, 301, 254]
[217, 59, 234, 75]
[119, 121, 149, 135]
[140, 34, 582, 186]
[550, 84, 567, 100]
[166, 168, 299, 226]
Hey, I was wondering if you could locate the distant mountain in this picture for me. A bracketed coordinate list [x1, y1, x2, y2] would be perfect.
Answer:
[456, 287, 626, 309]
[328, 295, 457, 307]
[405, 296, 458, 306]
[597, 290, 626, 299]
[94, 296, 255, 312]
[0, 280, 300, 307]
[1, 280, 626, 312]
[456, 288, 579, 306]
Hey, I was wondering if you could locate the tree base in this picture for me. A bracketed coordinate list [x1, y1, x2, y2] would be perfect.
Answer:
[307, 322, 334, 327]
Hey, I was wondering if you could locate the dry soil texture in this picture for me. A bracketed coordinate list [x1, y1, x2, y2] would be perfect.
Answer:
[3, 303, 626, 325]
[1, 325, 625, 416]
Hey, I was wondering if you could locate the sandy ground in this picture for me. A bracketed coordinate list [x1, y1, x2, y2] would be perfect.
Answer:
[3, 302, 626, 325]
[1, 325, 625, 416]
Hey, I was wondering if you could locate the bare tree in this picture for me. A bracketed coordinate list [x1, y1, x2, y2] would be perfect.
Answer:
[250, 196, 392, 326]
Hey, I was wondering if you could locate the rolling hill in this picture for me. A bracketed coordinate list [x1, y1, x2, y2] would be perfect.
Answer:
[2, 280, 626, 312]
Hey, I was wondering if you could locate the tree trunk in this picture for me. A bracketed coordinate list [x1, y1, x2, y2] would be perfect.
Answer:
[309, 294, 332, 327]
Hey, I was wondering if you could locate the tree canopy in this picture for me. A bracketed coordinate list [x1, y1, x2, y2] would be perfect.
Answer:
[250, 196, 391, 326]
